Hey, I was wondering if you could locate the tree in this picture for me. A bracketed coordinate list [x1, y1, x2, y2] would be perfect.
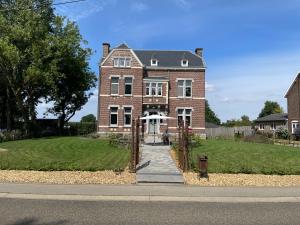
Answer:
[0, 1, 96, 135]
[0, 0, 55, 133]
[240, 115, 251, 126]
[80, 114, 96, 123]
[223, 115, 252, 127]
[46, 17, 96, 133]
[258, 101, 284, 118]
[205, 100, 221, 125]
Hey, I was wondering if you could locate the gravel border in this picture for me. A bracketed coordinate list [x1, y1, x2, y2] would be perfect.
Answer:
[184, 172, 300, 187]
[170, 149, 300, 187]
[0, 170, 136, 184]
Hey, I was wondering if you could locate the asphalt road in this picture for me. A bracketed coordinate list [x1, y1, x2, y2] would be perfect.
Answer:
[1, 198, 300, 225]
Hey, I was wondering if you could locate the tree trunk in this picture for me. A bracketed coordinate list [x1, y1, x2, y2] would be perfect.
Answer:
[6, 87, 11, 131]
[59, 113, 66, 136]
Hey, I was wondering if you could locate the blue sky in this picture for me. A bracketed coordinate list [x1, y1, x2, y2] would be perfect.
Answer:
[38, 0, 300, 122]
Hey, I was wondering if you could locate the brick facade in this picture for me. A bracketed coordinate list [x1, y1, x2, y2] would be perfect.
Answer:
[98, 43, 206, 135]
[285, 73, 300, 133]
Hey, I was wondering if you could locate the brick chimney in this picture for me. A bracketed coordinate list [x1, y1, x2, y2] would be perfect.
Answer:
[102, 42, 110, 58]
[195, 48, 203, 57]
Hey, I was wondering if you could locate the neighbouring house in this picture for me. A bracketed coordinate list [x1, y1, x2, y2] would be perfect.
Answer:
[97, 43, 206, 136]
[285, 73, 300, 134]
[254, 113, 288, 133]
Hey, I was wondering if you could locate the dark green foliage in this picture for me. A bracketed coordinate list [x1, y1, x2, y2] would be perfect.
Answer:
[205, 100, 221, 125]
[0, 1, 96, 134]
[275, 128, 290, 140]
[258, 101, 284, 118]
[223, 115, 252, 127]
[80, 114, 96, 123]
[67, 122, 97, 136]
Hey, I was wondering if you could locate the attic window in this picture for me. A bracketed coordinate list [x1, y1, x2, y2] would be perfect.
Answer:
[181, 59, 188, 67]
[151, 59, 158, 66]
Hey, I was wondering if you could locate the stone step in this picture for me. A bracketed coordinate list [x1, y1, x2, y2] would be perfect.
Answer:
[137, 174, 184, 184]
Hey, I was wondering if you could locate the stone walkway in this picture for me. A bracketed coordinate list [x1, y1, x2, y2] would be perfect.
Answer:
[136, 136, 184, 184]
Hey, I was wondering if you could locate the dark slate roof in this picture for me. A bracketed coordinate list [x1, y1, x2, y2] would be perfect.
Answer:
[205, 122, 220, 128]
[116, 43, 129, 49]
[133, 50, 205, 68]
[255, 113, 288, 122]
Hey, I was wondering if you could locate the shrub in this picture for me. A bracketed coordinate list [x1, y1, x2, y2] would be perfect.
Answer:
[243, 134, 273, 144]
[0, 132, 4, 143]
[275, 128, 290, 140]
[108, 133, 130, 149]
[191, 134, 203, 147]
[66, 122, 96, 136]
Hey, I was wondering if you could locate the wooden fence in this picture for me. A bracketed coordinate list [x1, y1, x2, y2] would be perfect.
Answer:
[205, 126, 253, 139]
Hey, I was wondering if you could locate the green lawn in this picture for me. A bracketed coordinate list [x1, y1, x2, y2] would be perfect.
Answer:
[0, 137, 129, 171]
[191, 139, 300, 175]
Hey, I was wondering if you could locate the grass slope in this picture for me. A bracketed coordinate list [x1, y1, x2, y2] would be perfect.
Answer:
[0, 137, 129, 171]
[191, 139, 300, 175]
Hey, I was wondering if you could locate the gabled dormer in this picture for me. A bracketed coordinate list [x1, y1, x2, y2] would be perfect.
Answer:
[181, 53, 189, 67]
[100, 42, 143, 68]
[150, 54, 158, 66]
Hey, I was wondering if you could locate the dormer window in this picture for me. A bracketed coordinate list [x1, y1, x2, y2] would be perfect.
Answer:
[151, 59, 158, 66]
[181, 59, 188, 67]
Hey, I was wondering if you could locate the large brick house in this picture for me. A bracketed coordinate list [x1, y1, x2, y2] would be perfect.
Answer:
[285, 73, 300, 134]
[97, 43, 206, 136]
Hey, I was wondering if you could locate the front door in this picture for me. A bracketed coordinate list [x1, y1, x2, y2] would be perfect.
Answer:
[149, 119, 157, 134]
[148, 111, 159, 134]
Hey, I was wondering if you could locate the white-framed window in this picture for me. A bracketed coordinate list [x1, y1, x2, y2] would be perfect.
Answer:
[181, 59, 189, 67]
[124, 107, 132, 127]
[146, 83, 150, 96]
[177, 108, 192, 127]
[110, 107, 118, 127]
[292, 121, 299, 134]
[177, 80, 192, 97]
[151, 59, 158, 66]
[271, 123, 276, 130]
[124, 77, 133, 95]
[111, 77, 119, 95]
[146, 82, 163, 96]
[157, 83, 162, 96]
[259, 124, 264, 130]
[113, 57, 131, 68]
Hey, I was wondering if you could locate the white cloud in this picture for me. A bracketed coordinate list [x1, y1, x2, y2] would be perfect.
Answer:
[55, 0, 116, 21]
[206, 48, 300, 122]
[205, 82, 216, 92]
[173, 0, 191, 11]
[130, 2, 148, 12]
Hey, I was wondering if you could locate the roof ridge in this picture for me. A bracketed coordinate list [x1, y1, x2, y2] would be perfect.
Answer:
[134, 49, 191, 52]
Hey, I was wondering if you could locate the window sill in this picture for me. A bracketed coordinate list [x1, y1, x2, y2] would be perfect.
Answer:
[124, 94, 133, 97]
[109, 125, 118, 128]
[124, 125, 132, 128]
[177, 96, 192, 99]
[113, 66, 131, 68]
[110, 94, 120, 97]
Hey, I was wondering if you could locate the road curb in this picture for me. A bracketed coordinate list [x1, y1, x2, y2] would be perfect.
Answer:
[1, 193, 300, 203]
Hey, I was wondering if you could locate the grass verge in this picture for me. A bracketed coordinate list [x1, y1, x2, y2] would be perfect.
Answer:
[190, 139, 300, 175]
[0, 137, 129, 171]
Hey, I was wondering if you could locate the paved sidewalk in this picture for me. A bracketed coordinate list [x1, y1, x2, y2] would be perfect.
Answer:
[0, 183, 300, 202]
[136, 136, 184, 183]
